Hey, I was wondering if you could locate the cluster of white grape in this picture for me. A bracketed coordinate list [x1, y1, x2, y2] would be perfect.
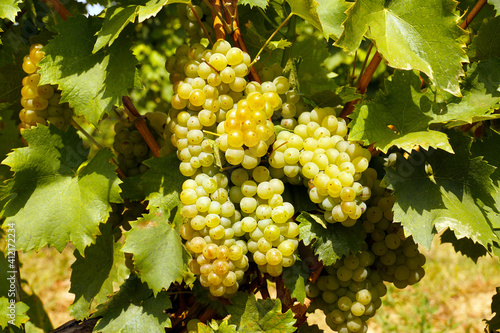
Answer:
[361, 185, 425, 289]
[228, 167, 299, 276]
[179, 173, 250, 297]
[268, 107, 373, 225]
[113, 121, 154, 177]
[19, 44, 73, 131]
[165, 40, 251, 176]
[177, 2, 214, 42]
[306, 251, 387, 333]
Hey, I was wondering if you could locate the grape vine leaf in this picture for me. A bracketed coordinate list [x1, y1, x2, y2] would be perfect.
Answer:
[0, 0, 21, 22]
[349, 70, 454, 154]
[384, 131, 498, 249]
[122, 210, 189, 295]
[297, 212, 364, 265]
[226, 293, 296, 332]
[336, 0, 468, 96]
[488, 0, 500, 15]
[291, 37, 334, 96]
[0, 298, 29, 329]
[93, 5, 139, 53]
[69, 223, 128, 320]
[435, 58, 500, 126]
[468, 17, 500, 61]
[283, 260, 308, 304]
[285, 0, 350, 40]
[470, 130, 500, 257]
[138, 154, 186, 211]
[197, 320, 238, 333]
[239, 0, 268, 9]
[1, 125, 122, 253]
[137, 0, 189, 22]
[0, 106, 21, 181]
[93, 274, 171, 332]
[38, 15, 139, 125]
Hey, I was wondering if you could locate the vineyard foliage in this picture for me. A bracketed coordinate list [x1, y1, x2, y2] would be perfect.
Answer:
[0, 0, 500, 332]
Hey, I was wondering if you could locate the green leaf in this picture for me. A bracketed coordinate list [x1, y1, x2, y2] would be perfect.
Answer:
[93, 275, 171, 333]
[239, 0, 268, 9]
[122, 210, 189, 295]
[139, 154, 186, 211]
[20, 289, 54, 332]
[349, 70, 453, 153]
[137, 0, 189, 22]
[286, 0, 352, 40]
[0, 106, 21, 181]
[469, 17, 500, 60]
[336, 0, 468, 96]
[291, 37, 333, 96]
[93, 5, 139, 53]
[1, 125, 122, 253]
[227, 293, 296, 332]
[69, 223, 128, 320]
[0, 298, 29, 329]
[436, 59, 500, 125]
[283, 260, 308, 304]
[197, 320, 238, 333]
[267, 39, 292, 51]
[285, 0, 321, 31]
[119, 174, 145, 202]
[384, 131, 498, 249]
[0, 0, 21, 22]
[488, 0, 500, 15]
[38, 16, 139, 125]
[297, 212, 364, 265]
[315, 0, 352, 40]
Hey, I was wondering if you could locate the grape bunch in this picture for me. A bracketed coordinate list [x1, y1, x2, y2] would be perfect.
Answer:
[177, 2, 214, 42]
[165, 40, 252, 176]
[113, 121, 154, 177]
[268, 107, 373, 225]
[306, 251, 387, 333]
[19, 44, 73, 131]
[228, 166, 299, 276]
[361, 183, 426, 289]
[179, 173, 250, 297]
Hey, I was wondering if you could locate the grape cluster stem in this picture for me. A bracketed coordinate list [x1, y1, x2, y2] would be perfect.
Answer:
[122, 96, 161, 157]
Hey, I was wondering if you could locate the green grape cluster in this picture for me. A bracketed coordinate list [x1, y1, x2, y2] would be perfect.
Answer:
[268, 107, 373, 225]
[216, 78, 290, 169]
[306, 251, 387, 333]
[179, 173, 250, 298]
[19, 44, 73, 131]
[228, 166, 299, 276]
[166, 40, 253, 176]
[361, 185, 426, 289]
[177, 2, 214, 42]
[113, 121, 154, 177]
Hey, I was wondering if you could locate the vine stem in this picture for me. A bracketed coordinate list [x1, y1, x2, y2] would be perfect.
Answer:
[210, 0, 227, 40]
[250, 13, 293, 69]
[122, 96, 161, 158]
[222, 0, 261, 83]
[188, 3, 214, 46]
[460, 0, 487, 29]
[339, 51, 382, 120]
[70, 119, 127, 178]
[40, 0, 71, 20]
